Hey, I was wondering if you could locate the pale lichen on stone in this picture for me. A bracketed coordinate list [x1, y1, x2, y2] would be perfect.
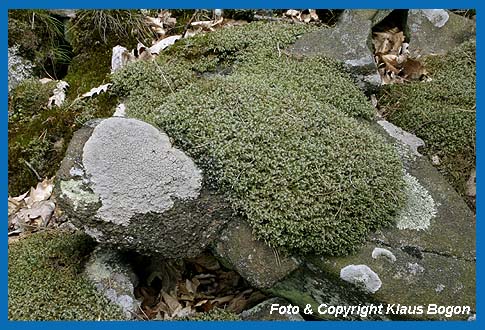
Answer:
[82, 117, 202, 226]
[396, 173, 437, 230]
[407, 262, 425, 275]
[421, 9, 450, 28]
[371, 247, 396, 263]
[59, 179, 99, 210]
[340, 264, 382, 293]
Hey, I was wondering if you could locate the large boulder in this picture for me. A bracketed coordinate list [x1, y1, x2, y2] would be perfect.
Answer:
[55, 117, 233, 257]
[407, 10, 475, 57]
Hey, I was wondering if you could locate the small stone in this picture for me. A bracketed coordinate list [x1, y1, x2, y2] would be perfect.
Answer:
[84, 247, 140, 319]
[371, 247, 396, 263]
[340, 264, 382, 293]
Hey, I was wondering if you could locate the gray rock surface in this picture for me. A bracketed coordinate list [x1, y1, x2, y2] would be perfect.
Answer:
[288, 10, 389, 92]
[84, 247, 139, 319]
[407, 10, 476, 57]
[212, 220, 299, 289]
[55, 117, 233, 257]
[8, 45, 33, 92]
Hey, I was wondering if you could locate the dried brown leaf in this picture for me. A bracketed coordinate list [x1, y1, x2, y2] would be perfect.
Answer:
[24, 178, 54, 206]
[161, 291, 182, 315]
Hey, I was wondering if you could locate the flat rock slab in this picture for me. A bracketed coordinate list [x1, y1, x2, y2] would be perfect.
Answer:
[212, 220, 299, 289]
[407, 10, 476, 57]
[270, 122, 475, 320]
[55, 117, 233, 257]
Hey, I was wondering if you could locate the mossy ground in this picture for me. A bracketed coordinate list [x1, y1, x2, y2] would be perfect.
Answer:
[113, 21, 406, 256]
[379, 41, 476, 208]
[8, 78, 117, 196]
[8, 10, 122, 196]
[8, 231, 125, 320]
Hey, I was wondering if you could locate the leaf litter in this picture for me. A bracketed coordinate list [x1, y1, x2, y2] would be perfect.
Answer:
[372, 26, 429, 84]
[134, 252, 266, 320]
[8, 177, 57, 240]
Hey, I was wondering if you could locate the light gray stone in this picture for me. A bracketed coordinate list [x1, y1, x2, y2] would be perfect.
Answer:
[56, 117, 233, 257]
[407, 10, 475, 57]
[84, 247, 139, 319]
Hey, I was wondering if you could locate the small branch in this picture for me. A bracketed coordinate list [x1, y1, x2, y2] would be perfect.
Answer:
[24, 160, 42, 181]
[182, 10, 199, 38]
[153, 61, 174, 94]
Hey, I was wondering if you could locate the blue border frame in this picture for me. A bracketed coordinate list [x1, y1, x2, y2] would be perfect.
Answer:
[2, 1, 481, 329]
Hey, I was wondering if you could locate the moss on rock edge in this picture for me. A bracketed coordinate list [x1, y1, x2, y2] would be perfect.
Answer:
[379, 41, 476, 207]
[113, 21, 406, 256]
[8, 231, 125, 320]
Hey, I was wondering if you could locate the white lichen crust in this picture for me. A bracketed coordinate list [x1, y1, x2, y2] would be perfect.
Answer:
[371, 247, 396, 263]
[396, 173, 437, 230]
[340, 264, 382, 293]
[82, 117, 202, 226]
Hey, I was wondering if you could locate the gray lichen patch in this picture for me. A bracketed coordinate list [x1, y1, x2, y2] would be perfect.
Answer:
[340, 264, 382, 293]
[59, 179, 100, 211]
[82, 117, 202, 226]
[371, 247, 396, 263]
[396, 173, 437, 230]
[406, 262, 425, 275]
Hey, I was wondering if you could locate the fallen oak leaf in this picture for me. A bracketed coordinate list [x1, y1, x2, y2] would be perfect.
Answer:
[27, 200, 56, 226]
[47, 81, 69, 108]
[24, 177, 54, 206]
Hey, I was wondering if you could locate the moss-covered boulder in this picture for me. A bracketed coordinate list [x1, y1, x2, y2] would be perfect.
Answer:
[8, 231, 125, 320]
[379, 40, 476, 207]
[112, 21, 406, 256]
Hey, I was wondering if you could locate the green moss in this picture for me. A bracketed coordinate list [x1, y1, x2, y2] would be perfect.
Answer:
[8, 10, 72, 79]
[379, 41, 476, 203]
[8, 79, 117, 196]
[112, 21, 406, 256]
[8, 231, 125, 320]
[8, 78, 56, 122]
[155, 75, 405, 256]
[64, 49, 112, 98]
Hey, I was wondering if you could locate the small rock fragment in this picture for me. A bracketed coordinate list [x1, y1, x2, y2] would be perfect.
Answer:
[371, 247, 396, 263]
[340, 264, 382, 293]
